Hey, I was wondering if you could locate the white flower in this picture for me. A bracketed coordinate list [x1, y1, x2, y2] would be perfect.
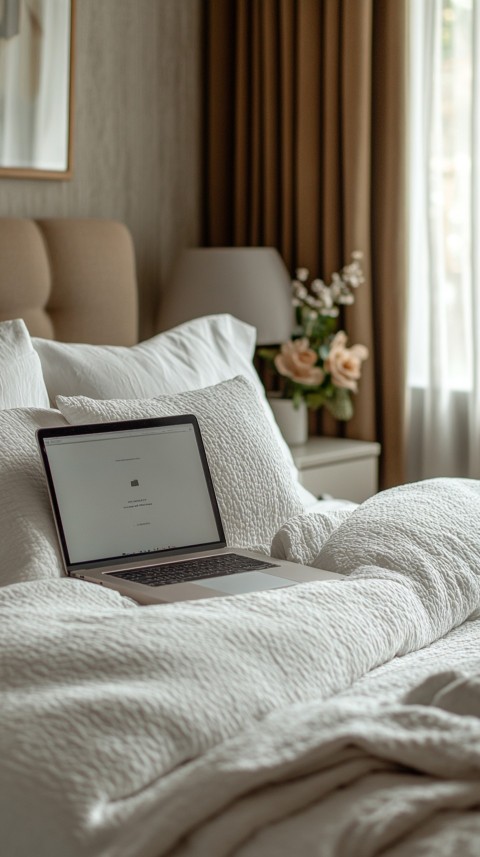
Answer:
[292, 281, 308, 300]
[346, 273, 363, 288]
[341, 258, 365, 289]
[295, 267, 309, 282]
[310, 278, 325, 296]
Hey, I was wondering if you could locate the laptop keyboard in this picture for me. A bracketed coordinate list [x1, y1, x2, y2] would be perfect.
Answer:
[109, 553, 278, 587]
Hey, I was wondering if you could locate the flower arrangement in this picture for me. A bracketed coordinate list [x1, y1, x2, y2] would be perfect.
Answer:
[261, 252, 369, 422]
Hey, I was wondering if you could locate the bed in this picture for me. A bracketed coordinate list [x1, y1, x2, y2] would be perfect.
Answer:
[1, 217, 480, 857]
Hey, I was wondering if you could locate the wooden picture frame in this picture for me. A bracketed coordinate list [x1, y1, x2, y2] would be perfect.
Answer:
[0, 0, 75, 180]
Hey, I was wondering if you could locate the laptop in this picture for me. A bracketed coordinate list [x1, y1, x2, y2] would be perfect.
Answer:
[37, 415, 341, 604]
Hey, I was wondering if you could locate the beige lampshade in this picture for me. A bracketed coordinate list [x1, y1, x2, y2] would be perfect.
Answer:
[160, 247, 293, 345]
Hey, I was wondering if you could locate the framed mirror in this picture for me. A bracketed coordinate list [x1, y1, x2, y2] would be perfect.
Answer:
[0, 0, 75, 179]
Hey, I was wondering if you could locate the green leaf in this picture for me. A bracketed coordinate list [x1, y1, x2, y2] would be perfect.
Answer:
[325, 388, 354, 421]
[258, 347, 279, 363]
[304, 390, 327, 411]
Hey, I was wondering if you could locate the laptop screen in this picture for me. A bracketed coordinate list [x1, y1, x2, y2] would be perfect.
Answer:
[39, 417, 225, 568]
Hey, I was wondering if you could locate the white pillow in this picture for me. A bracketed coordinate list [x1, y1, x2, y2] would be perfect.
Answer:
[0, 319, 49, 410]
[33, 314, 317, 508]
[0, 407, 67, 587]
[57, 376, 304, 550]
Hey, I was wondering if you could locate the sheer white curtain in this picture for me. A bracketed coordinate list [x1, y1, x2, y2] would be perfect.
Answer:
[407, 0, 480, 480]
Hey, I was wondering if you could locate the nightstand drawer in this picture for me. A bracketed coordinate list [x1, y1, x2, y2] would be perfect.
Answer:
[298, 457, 378, 503]
[290, 437, 381, 503]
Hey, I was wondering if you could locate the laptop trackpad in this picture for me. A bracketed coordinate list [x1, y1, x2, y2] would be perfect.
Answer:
[194, 571, 296, 595]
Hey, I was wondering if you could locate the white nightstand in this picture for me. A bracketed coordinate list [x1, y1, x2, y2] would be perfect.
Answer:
[290, 437, 381, 503]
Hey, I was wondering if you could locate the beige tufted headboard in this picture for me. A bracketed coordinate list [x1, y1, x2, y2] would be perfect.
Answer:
[0, 218, 139, 345]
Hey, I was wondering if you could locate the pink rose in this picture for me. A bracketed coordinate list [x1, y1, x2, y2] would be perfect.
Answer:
[324, 331, 368, 392]
[274, 338, 324, 386]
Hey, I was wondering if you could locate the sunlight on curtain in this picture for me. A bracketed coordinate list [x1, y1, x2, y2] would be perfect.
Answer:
[407, 0, 480, 479]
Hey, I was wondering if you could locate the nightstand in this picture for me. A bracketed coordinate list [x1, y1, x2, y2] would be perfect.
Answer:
[290, 437, 381, 503]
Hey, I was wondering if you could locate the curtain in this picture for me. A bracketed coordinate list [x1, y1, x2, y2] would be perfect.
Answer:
[203, 0, 407, 489]
[407, 0, 480, 481]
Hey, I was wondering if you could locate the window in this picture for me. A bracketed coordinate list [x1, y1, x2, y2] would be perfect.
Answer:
[407, 0, 480, 479]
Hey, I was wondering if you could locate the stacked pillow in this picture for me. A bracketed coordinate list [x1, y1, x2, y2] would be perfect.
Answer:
[0, 406, 68, 586]
[0, 319, 50, 410]
[32, 314, 316, 508]
[0, 319, 68, 585]
[56, 375, 304, 550]
[0, 314, 313, 587]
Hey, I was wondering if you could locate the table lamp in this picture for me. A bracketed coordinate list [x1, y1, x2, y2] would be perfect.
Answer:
[160, 247, 293, 345]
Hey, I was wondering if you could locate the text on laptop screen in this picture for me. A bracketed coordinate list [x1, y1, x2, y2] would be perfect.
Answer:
[43, 424, 222, 564]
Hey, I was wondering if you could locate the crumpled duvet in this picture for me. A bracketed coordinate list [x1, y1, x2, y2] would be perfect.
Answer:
[158, 659, 480, 857]
[2, 477, 480, 856]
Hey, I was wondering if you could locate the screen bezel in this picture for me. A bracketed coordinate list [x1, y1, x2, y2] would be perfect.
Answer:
[37, 415, 227, 571]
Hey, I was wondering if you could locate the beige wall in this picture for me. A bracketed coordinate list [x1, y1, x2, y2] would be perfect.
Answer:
[0, 0, 202, 339]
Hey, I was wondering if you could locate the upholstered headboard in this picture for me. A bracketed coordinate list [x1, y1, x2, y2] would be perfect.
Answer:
[0, 218, 138, 345]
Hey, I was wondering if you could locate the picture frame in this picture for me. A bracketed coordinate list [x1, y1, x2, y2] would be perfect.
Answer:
[0, 0, 75, 180]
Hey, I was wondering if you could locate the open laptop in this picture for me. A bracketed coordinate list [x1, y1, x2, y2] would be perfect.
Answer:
[37, 415, 340, 604]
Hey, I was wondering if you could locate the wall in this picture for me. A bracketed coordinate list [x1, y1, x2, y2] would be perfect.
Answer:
[0, 0, 202, 339]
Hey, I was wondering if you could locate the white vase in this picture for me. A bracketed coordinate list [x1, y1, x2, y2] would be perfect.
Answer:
[268, 397, 308, 446]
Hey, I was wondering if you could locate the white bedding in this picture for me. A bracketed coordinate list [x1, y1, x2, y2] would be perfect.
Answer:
[0, 319, 49, 410]
[32, 314, 318, 509]
[2, 477, 480, 856]
[55, 376, 304, 550]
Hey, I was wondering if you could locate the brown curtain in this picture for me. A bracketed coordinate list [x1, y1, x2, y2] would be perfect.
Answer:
[202, 0, 407, 489]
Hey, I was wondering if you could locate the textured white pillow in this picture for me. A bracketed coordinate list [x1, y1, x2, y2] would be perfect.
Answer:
[0, 319, 49, 410]
[33, 314, 317, 508]
[0, 408, 67, 587]
[57, 376, 304, 549]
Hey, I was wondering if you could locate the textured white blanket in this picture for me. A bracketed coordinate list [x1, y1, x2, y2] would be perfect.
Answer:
[273, 477, 480, 643]
[159, 656, 480, 857]
[2, 477, 480, 856]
